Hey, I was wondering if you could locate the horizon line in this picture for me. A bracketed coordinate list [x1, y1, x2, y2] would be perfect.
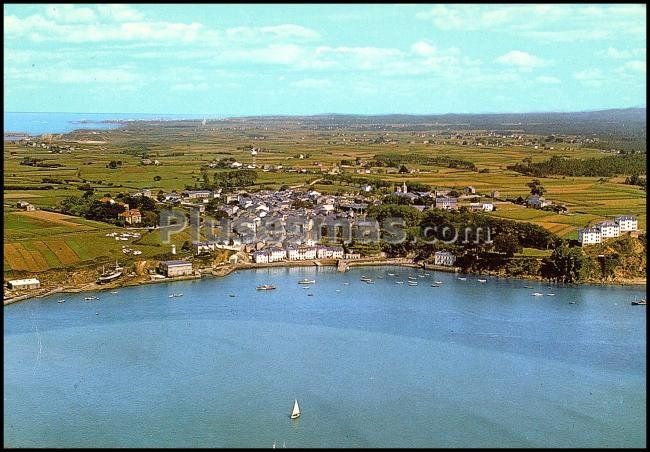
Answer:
[4, 106, 646, 118]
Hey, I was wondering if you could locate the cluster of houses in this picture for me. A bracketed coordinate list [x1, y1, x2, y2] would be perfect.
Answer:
[578, 215, 638, 246]
[16, 200, 36, 211]
[250, 245, 356, 263]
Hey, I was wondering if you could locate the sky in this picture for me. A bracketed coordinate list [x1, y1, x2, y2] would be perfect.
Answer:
[3, 3, 647, 115]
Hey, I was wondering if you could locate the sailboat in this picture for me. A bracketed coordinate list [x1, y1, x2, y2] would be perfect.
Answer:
[290, 399, 301, 419]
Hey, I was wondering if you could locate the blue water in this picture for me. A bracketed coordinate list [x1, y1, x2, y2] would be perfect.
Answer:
[4, 112, 220, 136]
[3, 267, 646, 447]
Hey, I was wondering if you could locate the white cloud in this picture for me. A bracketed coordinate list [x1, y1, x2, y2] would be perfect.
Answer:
[573, 69, 606, 87]
[5, 66, 140, 84]
[623, 60, 646, 74]
[536, 75, 561, 84]
[45, 4, 97, 23]
[411, 41, 437, 57]
[416, 4, 646, 41]
[171, 82, 210, 92]
[290, 78, 332, 89]
[495, 51, 547, 70]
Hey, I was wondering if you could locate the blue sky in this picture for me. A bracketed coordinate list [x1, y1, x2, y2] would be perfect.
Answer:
[4, 4, 647, 115]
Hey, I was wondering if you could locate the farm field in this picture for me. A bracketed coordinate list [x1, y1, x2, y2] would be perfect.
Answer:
[3, 118, 646, 276]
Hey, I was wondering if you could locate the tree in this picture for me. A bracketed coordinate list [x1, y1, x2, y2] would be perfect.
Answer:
[527, 179, 546, 196]
[153, 175, 162, 181]
[398, 164, 409, 174]
[541, 244, 590, 283]
[493, 233, 522, 257]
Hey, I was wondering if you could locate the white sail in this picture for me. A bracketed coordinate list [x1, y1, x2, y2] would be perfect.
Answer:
[291, 399, 300, 418]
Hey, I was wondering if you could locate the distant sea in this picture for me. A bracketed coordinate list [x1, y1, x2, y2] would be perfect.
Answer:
[3, 112, 220, 136]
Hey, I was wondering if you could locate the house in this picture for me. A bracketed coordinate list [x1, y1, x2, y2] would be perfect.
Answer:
[526, 195, 550, 208]
[464, 186, 476, 194]
[434, 251, 456, 266]
[118, 208, 142, 225]
[597, 220, 620, 238]
[16, 200, 35, 211]
[490, 190, 500, 199]
[7, 278, 41, 290]
[615, 215, 638, 232]
[286, 246, 317, 260]
[268, 247, 287, 262]
[344, 253, 361, 260]
[578, 227, 602, 246]
[252, 250, 269, 263]
[316, 246, 344, 259]
[435, 197, 458, 210]
[193, 241, 219, 255]
[158, 260, 193, 277]
[183, 190, 212, 199]
[230, 161, 243, 168]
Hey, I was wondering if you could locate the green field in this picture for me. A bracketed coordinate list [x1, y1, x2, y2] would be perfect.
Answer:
[3, 121, 646, 275]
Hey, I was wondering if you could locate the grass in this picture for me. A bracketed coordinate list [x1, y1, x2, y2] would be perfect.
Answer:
[3, 122, 646, 275]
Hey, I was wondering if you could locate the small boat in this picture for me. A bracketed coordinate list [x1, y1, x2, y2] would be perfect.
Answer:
[418, 275, 426, 278]
[531, 292, 544, 296]
[110, 291, 118, 294]
[434, 281, 443, 284]
[57, 299, 66, 303]
[298, 279, 315, 285]
[364, 280, 375, 284]
[256, 285, 276, 291]
[229, 294, 236, 298]
[84, 296, 98, 301]
[169, 293, 183, 298]
[478, 279, 487, 283]
[458, 277, 467, 281]
[569, 301, 576, 304]
[546, 293, 555, 296]
[360, 276, 372, 282]
[523, 285, 533, 289]
[343, 282, 349, 285]
[387, 273, 396, 276]
[396, 281, 404, 284]
[96, 260, 123, 284]
[407, 276, 417, 281]
[431, 284, 440, 287]
[307, 293, 314, 297]
[335, 289, 341, 292]
[290, 399, 301, 419]
[631, 298, 647, 305]
[408, 281, 418, 286]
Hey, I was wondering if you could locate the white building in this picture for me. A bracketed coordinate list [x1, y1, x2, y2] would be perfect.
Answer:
[615, 215, 638, 232]
[578, 227, 602, 246]
[597, 221, 620, 238]
[252, 250, 269, 263]
[7, 278, 41, 290]
[286, 246, 317, 260]
[268, 247, 287, 262]
[316, 246, 344, 259]
[434, 251, 456, 266]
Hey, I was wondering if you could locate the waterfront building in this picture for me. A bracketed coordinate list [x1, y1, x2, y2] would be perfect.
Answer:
[158, 260, 193, 277]
[434, 251, 456, 266]
[7, 278, 41, 290]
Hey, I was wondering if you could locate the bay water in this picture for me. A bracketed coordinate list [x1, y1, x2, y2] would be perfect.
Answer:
[3, 266, 646, 447]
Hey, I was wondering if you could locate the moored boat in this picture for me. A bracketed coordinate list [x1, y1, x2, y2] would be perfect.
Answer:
[256, 285, 276, 291]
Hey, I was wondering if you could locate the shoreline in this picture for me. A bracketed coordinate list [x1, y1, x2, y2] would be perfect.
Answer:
[3, 258, 646, 306]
